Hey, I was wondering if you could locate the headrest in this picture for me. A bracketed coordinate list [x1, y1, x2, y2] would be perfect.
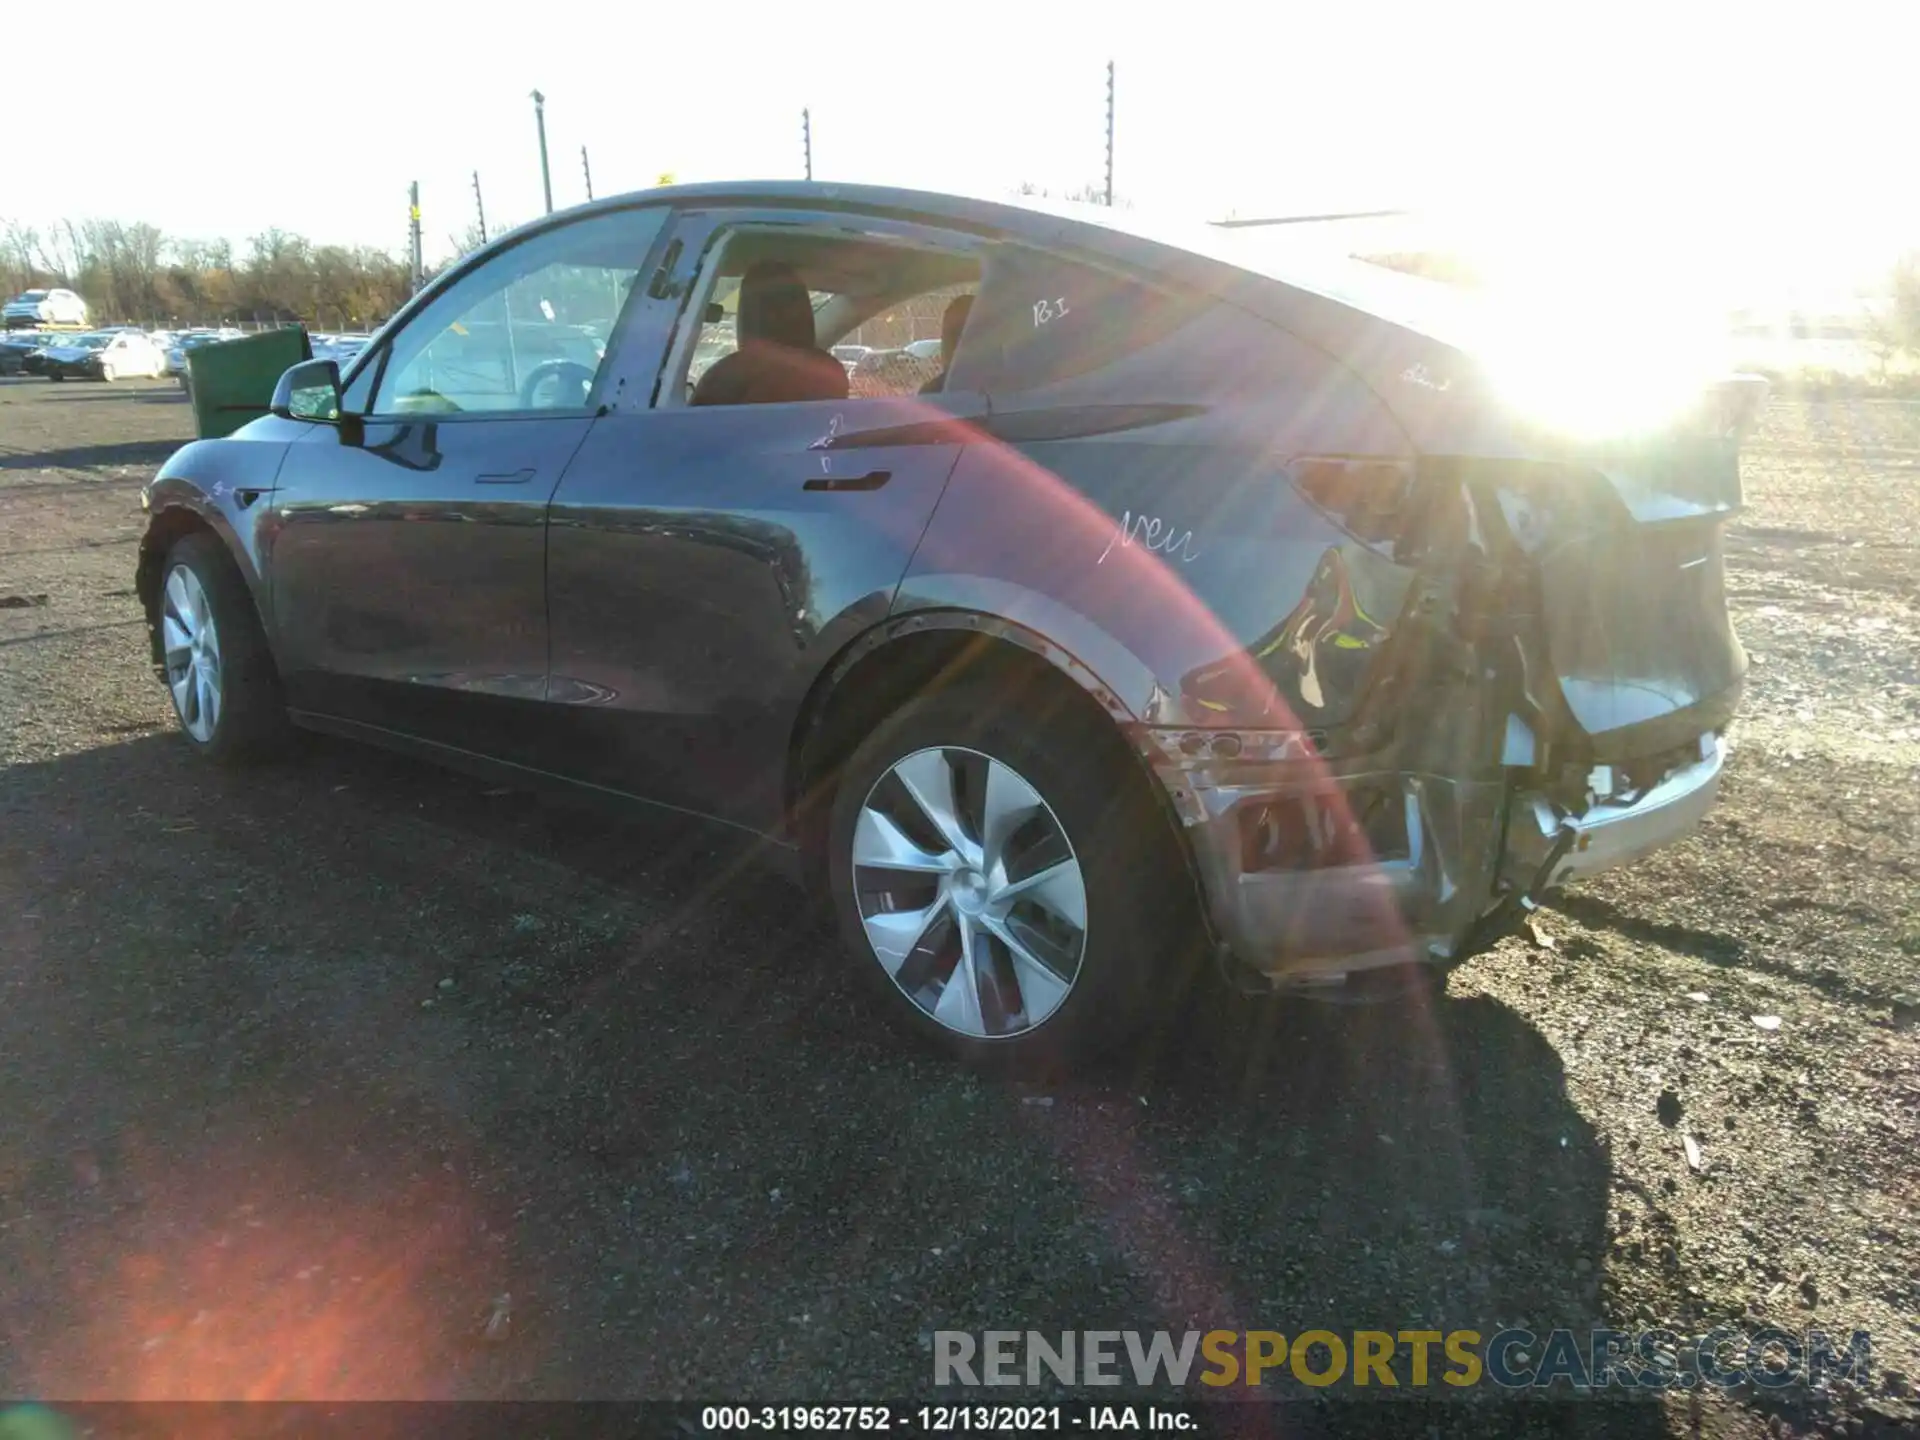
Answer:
[736, 261, 816, 350]
[941, 293, 974, 354]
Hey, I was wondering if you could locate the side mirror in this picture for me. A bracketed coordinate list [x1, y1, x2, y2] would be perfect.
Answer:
[271, 358, 342, 422]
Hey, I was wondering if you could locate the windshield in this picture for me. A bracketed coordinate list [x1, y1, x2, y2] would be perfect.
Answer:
[15, 290, 48, 302]
[66, 334, 109, 350]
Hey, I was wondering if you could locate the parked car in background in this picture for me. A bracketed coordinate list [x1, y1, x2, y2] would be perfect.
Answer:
[169, 330, 243, 392]
[325, 333, 371, 367]
[3, 288, 88, 329]
[42, 331, 169, 381]
[134, 180, 1762, 1070]
[18, 336, 65, 376]
[830, 342, 873, 371]
[849, 346, 937, 396]
[0, 332, 54, 375]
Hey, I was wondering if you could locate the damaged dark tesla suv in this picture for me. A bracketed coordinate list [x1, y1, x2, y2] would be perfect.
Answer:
[135, 182, 1763, 1068]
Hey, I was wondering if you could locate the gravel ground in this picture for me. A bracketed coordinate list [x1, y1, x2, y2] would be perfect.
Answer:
[0, 377, 1914, 1438]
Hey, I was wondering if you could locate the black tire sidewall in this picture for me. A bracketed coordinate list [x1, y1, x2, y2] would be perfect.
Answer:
[825, 683, 1193, 1072]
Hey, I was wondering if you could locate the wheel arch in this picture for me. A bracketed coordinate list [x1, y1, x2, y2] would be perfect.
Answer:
[784, 607, 1209, 928]
[136, 498, 265, 669]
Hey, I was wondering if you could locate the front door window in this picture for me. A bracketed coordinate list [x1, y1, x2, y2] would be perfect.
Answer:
[370, 208, 668, 417]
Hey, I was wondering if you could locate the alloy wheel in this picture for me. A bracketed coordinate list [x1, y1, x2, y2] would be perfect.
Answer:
[852, 746, 1089, 1040]
[161, 564, 222, 742]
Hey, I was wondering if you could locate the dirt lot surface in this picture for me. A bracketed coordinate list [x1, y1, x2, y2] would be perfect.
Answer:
[0, 377, 1915, 1437]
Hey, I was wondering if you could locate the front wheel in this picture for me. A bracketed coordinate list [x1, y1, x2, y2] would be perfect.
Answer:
[825, 681, 1195, 1072]
[158, 534, 289, 761]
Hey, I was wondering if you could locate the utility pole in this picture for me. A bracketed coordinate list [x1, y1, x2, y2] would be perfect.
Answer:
[801, 107, 812, 180]
[1103, 60, 1115, 207]
[581, 146, 594, 201]
[531, 89, 554, 214]
[408, 181, 423, 292]
[472, 170, 487, 244]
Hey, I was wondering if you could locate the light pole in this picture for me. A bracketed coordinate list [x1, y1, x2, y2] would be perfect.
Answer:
[802, 107, 813, 180]
[408, 181, 423, 292]
[1103, 61, 1115, 207]
[531, 89, 554, 214]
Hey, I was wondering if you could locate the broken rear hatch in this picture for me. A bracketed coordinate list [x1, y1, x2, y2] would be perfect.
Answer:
[1235, 245, 1766, 764]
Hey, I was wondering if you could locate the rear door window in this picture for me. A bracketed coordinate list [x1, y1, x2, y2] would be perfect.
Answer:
[657, 219, 982, 408]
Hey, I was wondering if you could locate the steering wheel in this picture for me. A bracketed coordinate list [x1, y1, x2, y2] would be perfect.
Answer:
[518, 360, 597, 411]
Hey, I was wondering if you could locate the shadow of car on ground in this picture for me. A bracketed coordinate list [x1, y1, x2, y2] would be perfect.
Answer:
[0, 731, 1670, 1433]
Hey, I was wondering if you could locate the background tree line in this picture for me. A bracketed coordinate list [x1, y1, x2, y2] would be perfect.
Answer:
[0, 218, 416, 329]
[8, 213, 1915, 376]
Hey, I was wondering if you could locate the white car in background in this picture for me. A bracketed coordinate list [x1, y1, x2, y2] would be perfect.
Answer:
[323, 332, 371, 366]
[42, 330, 170, 381]
[3, 287, 89, 328]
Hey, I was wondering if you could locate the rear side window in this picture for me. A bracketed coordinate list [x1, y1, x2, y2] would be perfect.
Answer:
[948, 245, 1205, 395]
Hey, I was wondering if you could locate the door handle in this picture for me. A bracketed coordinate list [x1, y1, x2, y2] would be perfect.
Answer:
[476, 468, 537, 485]
[802, 470, 892, 493]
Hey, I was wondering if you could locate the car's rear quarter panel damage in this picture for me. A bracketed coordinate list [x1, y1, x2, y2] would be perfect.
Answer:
[899, 295, 1490, 979]
[898, 266, 1744, 983]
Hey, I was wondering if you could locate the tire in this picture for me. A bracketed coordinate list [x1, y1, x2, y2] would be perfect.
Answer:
[157, 533, 290, 762]
[825, 678, 1196, 1073]
[101, 362, 116, 383]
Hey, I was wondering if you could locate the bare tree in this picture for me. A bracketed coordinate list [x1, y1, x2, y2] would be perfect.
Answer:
[447, 222, 488, 259]
[17, 215, 410, 328]
[1867, 251, 1920, 377]
[1015, 180, 1126, 207]
[0, 220, 46, 296]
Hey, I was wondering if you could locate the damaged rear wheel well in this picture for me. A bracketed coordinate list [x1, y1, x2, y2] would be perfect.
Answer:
[787, 620, 1195, 907]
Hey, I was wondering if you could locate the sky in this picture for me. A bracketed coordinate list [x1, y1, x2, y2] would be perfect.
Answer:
[9, 0, 1916, 311]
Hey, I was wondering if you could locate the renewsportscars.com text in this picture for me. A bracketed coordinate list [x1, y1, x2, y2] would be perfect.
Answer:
[933, 1327, 1872, 1391]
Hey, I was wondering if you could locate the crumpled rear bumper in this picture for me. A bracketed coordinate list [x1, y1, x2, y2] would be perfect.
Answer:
[1502, 733, 1726, 889]
[1145, 728, 1726, 985]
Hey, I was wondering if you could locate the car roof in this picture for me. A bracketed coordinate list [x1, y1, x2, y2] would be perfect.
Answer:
[476, 180, 1470, 354]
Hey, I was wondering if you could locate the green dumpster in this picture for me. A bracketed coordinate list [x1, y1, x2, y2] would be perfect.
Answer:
[186, 328, 312, 439]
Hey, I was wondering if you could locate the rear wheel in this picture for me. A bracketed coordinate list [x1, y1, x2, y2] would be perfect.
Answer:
[158, 534, 289, 761]
[826, 681, 1194, 1072]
